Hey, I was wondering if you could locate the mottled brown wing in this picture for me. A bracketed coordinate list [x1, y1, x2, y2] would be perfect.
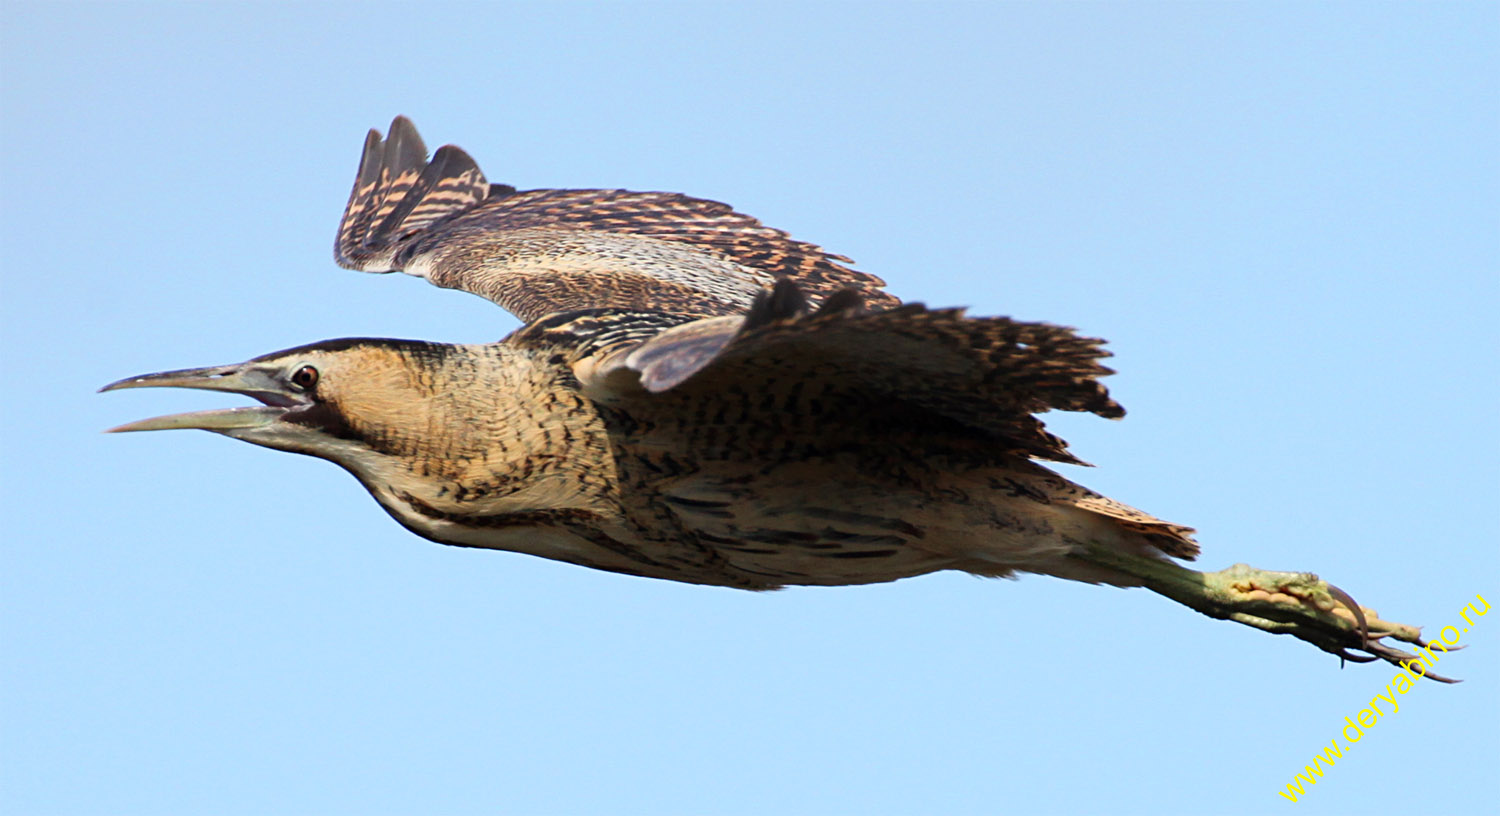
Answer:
[335, 117, 898, 322]
[557, 283, 1123, 465]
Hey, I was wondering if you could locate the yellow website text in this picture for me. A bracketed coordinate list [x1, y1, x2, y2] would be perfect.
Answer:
[1278, 593, 1487, 803]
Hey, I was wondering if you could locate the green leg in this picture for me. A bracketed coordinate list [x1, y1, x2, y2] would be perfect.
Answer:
[1072, 542, 1460, 683]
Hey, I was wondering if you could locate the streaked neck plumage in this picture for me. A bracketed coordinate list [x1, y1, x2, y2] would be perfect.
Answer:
[293, 342, 620, 530]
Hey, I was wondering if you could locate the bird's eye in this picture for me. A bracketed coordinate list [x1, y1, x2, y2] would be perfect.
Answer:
[290, 365, 319, 390]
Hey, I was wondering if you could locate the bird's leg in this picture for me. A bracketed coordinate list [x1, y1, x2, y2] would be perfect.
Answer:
[1070, 542, 1460, 683]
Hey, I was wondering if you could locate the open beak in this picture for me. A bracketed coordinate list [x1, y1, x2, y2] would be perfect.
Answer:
[100, 363, 302, 433]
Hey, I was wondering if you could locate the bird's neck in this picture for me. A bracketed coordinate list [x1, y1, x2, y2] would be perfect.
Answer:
[344, 345, 621, 524]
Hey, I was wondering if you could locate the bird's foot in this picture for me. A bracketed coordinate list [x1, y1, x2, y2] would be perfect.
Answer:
[1192, 564, 1460, 683]
[1072, 545, 1461, 682]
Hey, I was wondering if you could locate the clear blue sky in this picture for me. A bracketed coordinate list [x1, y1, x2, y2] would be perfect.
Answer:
[3, 3, 1495, 814]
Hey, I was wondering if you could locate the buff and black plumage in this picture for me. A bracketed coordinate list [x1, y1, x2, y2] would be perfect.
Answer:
[104, 117, 1458, 681]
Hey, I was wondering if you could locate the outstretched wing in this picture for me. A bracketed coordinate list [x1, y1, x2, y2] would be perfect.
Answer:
[335, 117, 899, 323]
[515, 282, 1124, 465]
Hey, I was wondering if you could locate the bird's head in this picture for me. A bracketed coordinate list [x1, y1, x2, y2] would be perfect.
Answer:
[101, 338, 474, 466]
[105, 337, 616, 535]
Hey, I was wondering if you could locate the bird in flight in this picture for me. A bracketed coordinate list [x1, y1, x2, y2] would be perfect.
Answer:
[104, 117, 1457, 681]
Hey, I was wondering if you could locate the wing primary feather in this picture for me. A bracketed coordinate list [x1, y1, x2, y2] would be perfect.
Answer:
[373, 144, 487, 245]
[382, 116, 428, 179]
[365, 117, 429, 249]
[336, 118, 491, 273]
[355, 129, 383, 190]
[334, 128, 388, 268]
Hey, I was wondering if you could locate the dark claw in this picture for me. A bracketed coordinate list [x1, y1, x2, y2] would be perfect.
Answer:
[1325, 582, 1369, 646]
[1360, 641, 1463, 684]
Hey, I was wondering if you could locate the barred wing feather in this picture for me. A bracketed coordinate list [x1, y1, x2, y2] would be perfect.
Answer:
[335, 117, 898, 322]
[566, 282, 1124, 466]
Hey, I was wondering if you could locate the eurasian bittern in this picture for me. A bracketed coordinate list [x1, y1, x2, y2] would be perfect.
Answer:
[104, 117, 1457, 681]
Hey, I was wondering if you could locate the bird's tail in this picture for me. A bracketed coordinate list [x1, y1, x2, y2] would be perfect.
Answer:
[972, 465, 1200, 586]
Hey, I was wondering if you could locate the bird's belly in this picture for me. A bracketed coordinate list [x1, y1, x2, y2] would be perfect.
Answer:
[655, 457, 1091, 587]
[658, 475, 960, 587]
[704, 536, 957, 587]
